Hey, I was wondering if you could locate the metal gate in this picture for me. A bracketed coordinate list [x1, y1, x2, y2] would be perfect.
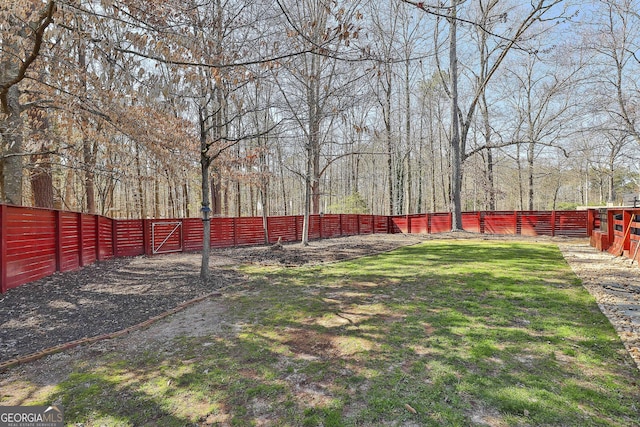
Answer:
[151, 221, 183, 254]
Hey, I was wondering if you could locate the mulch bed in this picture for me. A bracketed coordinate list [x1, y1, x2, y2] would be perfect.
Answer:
[0, 255, 238, 363]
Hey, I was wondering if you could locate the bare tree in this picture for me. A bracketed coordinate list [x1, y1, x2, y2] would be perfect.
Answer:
[275, 0, 364, 244]
[402, 0, 568, 228]
[588, 0, 640, 145]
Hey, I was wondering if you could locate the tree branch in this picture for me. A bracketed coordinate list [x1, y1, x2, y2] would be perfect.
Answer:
[0, 1, 56, 94]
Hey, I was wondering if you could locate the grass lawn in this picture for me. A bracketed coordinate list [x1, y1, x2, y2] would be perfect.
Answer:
[6, 240, 640, 426]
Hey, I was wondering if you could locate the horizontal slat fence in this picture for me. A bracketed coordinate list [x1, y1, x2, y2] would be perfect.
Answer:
[1, 205, 594, 293]
[389, 211, 589, 238]
[1, 205, 115, 292]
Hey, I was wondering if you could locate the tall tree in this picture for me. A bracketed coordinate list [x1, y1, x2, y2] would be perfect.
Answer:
[589, 0, 640, 145]
[275, 0, 364, 244]
[403, 0, 568, 228]
[0, 1, 56, 205]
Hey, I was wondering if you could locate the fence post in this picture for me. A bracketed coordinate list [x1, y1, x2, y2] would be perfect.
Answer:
[77, 213, 85, 267]
[143, 219, 152, 255]
[233, 217, 238, 246]
[551, 211, 557, 237]
[55, 210, 63, 272]
[112, 219, 118, 258]
[514, 211, 520, 235]
[0, 205, 6, 293]
[95, 215, 102, 261]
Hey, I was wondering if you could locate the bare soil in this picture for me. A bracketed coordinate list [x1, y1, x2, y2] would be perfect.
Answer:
[1, 232, 638, 378]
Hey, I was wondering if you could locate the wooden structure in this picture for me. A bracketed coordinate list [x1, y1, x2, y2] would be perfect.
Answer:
[590, 208, 640, 262]
[1, 204, 595, 293]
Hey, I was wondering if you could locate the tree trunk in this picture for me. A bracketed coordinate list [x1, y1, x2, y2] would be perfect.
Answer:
[516, 143, 524, 210]
[200, 111, 212, 281]
[200, 156, 212, 282]
[30, 149, 54, 208]
[302, 142, 313, 246]
[183, 181, 190, 217]
[449, 0, 463, 230]
[1, 85, 24, 205]
[135, 142, 145, 218]
[277, 143, 288, 215]
[527, 142, 535, 210]
[211, 168, 222, 216]
[608, 156, 616, 204]
[486, 147, 495, 210]
[481, 93, 495, 210]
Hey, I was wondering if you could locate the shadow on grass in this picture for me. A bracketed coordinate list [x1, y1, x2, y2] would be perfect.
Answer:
[45, 240, 639, 426]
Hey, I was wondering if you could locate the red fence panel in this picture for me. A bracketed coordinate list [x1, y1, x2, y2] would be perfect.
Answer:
[211, 218, 235, 248]
[0, 205, 4, 293]
[373, 215, 390, 234]
[114, 220, 144, 257]
[630, 213, 640, 262]
[390, 216, 407, 233]
[3, 206, 57, 291]
[149, 220, 183, 254]
[340, 215, 359, 235]
[483, 211, 517, 235]
[97, 216, 114, 260]
[520, 211, 552, 236]
[608, 210, 632, 255]
[267, 216, 298, 243]
[183, 218, 204, 252]
[555, 211, 589, 237]
[307, 215, 321, 240]
[235, 217, 266, 246]
[320, 215, 341, 238]
[58, 211, 80, 272]
[461, 212, 481, 233]
[408, 214, 429, 233]
[431, 213, 452, 233]
[81, 214, 97, 265]
[359, 215, 373, 234]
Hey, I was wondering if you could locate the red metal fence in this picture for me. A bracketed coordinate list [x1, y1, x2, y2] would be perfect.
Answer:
[1, 205, 595, 293]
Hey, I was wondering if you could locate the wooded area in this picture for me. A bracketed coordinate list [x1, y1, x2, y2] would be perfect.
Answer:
[1, 1, 639, 223]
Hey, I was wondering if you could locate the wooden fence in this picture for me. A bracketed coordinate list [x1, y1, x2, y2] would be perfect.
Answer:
[1, 204, 594, 293]
[389, 210, 591, 237]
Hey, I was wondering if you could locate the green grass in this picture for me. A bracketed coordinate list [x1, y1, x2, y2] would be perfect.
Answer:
[5, 240, 640, 426]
